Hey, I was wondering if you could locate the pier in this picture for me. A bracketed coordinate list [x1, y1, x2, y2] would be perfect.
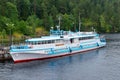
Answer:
[0, 47, 12, 61]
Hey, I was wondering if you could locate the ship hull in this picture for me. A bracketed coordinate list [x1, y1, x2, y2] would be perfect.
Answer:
[10, 43, 106, 63]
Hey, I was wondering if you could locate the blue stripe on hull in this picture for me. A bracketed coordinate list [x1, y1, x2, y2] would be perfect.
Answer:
[11, 42, 106, 55]
[82, 43, 98, 48]
[49, 48, 69, 54]
[49, 43, 100, 54]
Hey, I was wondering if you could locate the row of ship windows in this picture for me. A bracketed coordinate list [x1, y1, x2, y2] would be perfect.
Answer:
[26, 40, 62, 45]
[78, 36, 94, 40]
[26, 36, 94, 45]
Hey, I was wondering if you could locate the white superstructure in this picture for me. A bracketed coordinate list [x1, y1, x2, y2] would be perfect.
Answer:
[9, 29, 106, 63]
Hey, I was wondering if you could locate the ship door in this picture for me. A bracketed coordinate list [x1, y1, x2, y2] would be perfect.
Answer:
[70, 38, 74, 43]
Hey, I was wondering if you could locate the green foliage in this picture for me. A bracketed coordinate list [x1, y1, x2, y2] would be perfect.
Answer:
[26, 15, 40, 35]
[0, 29, 7, 39]
[35, 27, 48, 36]
[16, 0, 31, 20]
[5, 2, 18, 20]
[13, 32, 23, 39]
[16, 20, 30, 35]
[0, 0, 120, 39]
[61, 14, 75, 31]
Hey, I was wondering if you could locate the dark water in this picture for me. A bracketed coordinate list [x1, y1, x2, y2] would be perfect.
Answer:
[1, 34, 120, 80]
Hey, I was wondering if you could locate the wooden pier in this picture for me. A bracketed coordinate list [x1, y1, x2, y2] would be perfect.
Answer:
[0, 47, 12, 61]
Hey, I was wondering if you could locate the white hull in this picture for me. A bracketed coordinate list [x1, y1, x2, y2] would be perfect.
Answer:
[10, 44, 105, 63]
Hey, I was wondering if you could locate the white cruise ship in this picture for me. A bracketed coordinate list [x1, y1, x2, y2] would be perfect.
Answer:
[10, 28, 106, 63]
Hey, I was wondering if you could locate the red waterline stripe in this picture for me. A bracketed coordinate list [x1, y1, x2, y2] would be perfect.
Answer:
[14, 46, 105, 63]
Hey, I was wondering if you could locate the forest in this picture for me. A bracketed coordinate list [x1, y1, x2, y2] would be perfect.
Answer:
[0, 0, 120, 40]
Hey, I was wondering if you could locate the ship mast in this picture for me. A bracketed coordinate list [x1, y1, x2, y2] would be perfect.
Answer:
[79, 12, 81, 32]
[57, 16, 61, 31]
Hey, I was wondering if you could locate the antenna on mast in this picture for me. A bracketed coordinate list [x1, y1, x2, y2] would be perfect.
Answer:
[34, 0, 36, 14]
[57, 16, 61, 31]
[79, 12, 81, 32]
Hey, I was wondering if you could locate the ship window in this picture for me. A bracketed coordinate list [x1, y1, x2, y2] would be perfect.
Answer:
[51, 40, 54, 43]
[55, 40, 57, 43]
[38, 41, 41, 44]
[55, 40, 59, 43]
[81, 36, 94, 40]
[32, 42, 34, 45]
[46, 41, 48, 44]
[51, 40, 53, 43]
[55, 39, 62, 43]
[79, 38, 82, 40]
[53, 40, 55, 43]
[44, 41, 45, 44]
[36, 42, 38, 44]
[36, 41, 38, 45]
[27, 42, 30, 44]
[29, 42, 32, 45]
[60, 39, 63, 42]
[50, 40, 52, 43]
[45, 41, 47, 44]
[41, 41, 44, 44]
[29, 42, 31, 44]
[49, 40, 53, 44]
[34, 42, 36, 45]
[44, 41, 46, 44]
[82, 37, 84, 40]
[48, 40, 51, 44]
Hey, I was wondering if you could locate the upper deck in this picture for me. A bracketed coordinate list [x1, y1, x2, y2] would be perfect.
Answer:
[26, 30, 98, 42]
